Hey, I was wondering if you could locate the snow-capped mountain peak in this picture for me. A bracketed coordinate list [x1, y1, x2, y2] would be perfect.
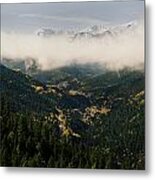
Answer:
[35, 21, 138, 40]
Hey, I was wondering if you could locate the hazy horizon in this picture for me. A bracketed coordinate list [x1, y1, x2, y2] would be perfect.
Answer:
[1, 1, 144, 71]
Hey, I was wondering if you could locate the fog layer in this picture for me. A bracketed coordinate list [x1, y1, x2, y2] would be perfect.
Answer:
[1, 22, 144, 71]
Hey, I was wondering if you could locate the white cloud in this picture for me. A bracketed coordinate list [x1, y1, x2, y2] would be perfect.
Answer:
[1, 21, 144, 71]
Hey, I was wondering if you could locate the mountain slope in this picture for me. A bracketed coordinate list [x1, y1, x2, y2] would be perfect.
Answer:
[0, 64, 55, 114]
[0, 63, 145, 169]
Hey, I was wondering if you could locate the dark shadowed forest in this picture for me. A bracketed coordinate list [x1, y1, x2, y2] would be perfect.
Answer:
[0, 61, 145, 169]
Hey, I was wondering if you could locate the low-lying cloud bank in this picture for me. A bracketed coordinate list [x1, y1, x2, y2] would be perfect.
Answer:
[1, 22, 144, 71]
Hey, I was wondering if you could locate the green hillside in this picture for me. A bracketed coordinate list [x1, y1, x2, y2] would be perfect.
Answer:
[0, 64, 57, 114]
[0, 64, 145, 169]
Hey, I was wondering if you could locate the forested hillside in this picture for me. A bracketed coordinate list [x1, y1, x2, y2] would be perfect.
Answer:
[0, 64, 145, 169]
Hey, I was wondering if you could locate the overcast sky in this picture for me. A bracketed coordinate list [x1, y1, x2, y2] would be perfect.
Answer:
[1, 1, 144, 33]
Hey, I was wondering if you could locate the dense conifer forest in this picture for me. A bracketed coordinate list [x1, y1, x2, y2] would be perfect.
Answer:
[0, 63, 145, 169]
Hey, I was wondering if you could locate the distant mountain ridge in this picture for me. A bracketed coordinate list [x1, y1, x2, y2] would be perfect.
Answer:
[35, 21, 138, 39]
